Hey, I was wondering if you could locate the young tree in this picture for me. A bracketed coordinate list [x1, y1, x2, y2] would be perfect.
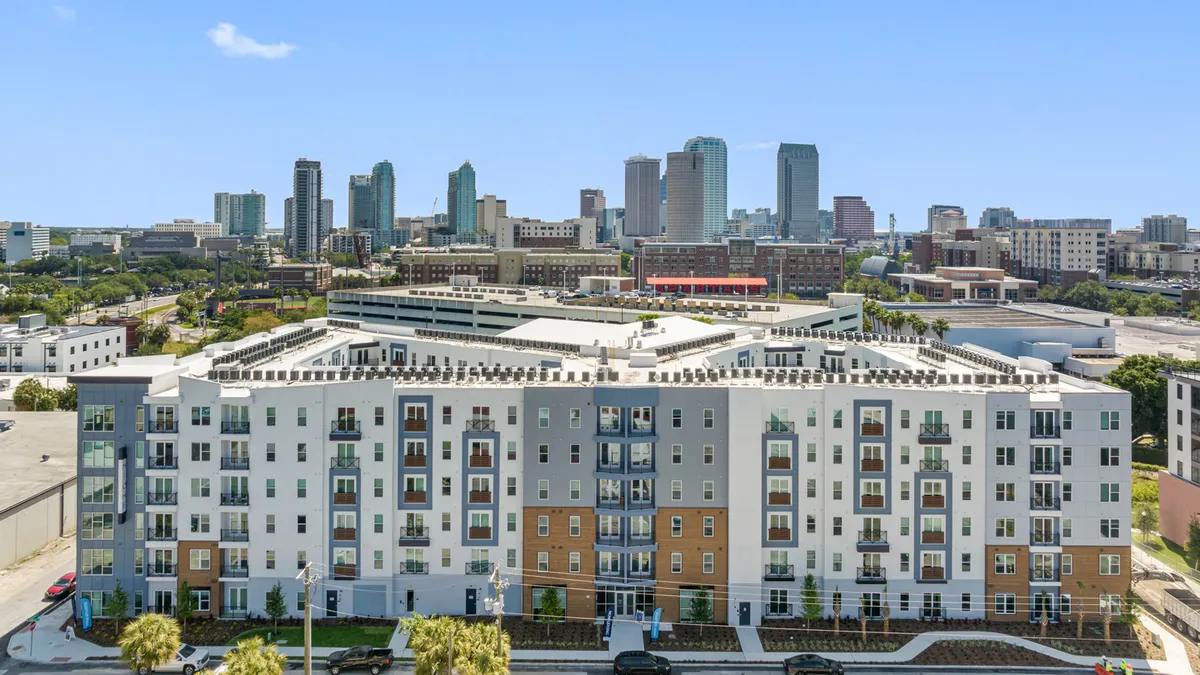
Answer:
[1185, 517, 1200, 570]
[881, 587, 891, 635]
[1076, 580, 1087, 639]
[931, 317, 951, 341]
[1038, 592, 1049, 638]
[689, 588, 714, 637]
[222, 636, 286, 675]
[801, 574, 822, 631]
[1100, 591, 1113, 644]
[13, 378, 57, 411]
[264, 582, 288, 632]
[175, 580, 195, 634]
[108, 579, 130, 636]
[832, 588, 841, 635]
[56, 383, 78, 411]
[857, 598, 867, 644]
[1133, 505, 1159, 543]
[537, 588, 564, 636]
[118, 613, 181, 675]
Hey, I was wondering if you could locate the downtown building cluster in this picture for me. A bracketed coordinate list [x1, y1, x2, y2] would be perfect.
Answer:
[71, 314, 1131, 626]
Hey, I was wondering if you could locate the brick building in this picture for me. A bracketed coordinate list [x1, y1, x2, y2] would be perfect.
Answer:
[634, 239, 843, 297]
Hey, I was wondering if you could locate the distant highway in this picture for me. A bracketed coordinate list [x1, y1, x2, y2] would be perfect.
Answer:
[66, 294, 178, 326]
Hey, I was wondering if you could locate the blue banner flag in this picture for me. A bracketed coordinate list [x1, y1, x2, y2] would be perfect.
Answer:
[603, 607, 614, 640]
[650, 607, 663, 641]
[80, 596, 93, 632]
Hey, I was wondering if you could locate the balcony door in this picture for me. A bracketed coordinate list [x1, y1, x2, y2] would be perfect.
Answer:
[1033, 446, 1056, 471]
[1033, 482, 1056, 506]
[1033, 411, 1057, 435]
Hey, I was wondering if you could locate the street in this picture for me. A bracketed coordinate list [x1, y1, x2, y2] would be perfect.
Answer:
[67, 294, 180, 326]
[0, 664, 1098, 675]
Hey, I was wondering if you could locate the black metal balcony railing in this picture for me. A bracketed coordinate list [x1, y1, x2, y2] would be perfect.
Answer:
[220, 456, 249, 470]
[919, 459, 950, 472]
[1031, 424, 1061, 439]
[147, 491, 177, 505]
[628, 461, 655, 473]
[765, 604, 793, 617]
[857, 566, 886, 583]
[148, 456, 178, 469]
[1031, 460, 1062, 475]
[331, 456, 361, 469]
[148, 420, 178, 433]
[221, 421, 250, 434]
[330, 420, 362, 436]
[221, 528, 250, 542]
[921, 608, 946, 620]
[764, 563, 795, 580]
[858, 530, 888, 544]
[146, 527, 177, 541]
[918, 423, 951, 443]
[465, 419, 496, 432]
[628, 565, 653, 577]
[1031, 496, 1061, 510]
[399, 561, 430, 575]
[147, 564, 176, 577]
[221, 563, 250, 578]
[1031, 531, 1061, 546]
[398, 527, 431, 542]
[1030, 567, 1060, 582]
[220, 492, 249, 506]
[220, 609, 249, 619]
[466, 561, 495, 575]
[765, 420, 795, 433]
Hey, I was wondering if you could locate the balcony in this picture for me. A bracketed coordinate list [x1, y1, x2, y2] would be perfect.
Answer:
[765, 421, 795, 434]
[860, 494, 884, 508]
[399, 561, 430, 575]
[148, 456, 178, 470]
[1031, 424, 1061, 439]
[398, 527, 430, 545]
[220, 456, 249, 470]
[331, 457, 361, 470]
[334, 491, 357, 505]
[765, 604, 794, 618]
[920, 608, 946, 621]
[921, 494, 946, 509]
[147, 492, 178, 506]
[628, 565, 653, 578]
[860, 422, 885, 437]
[333, 564, 357, 580]
[1031, 460, 1061, 475]
[764, 563, 795, 581]
[1030, 567, 1060, 582]
[628, 423, 654, 437]
[857, 566, 886, 584]
[404, 418, 427, 432]
[147, 564, 177, 577]
[403, 453, 427, 468]
[919, 459, 950, 472]
[1031, 496, 1061, 510]
[767, 456, 792, 470]
[333, 527, 357, 541]
[767, 527, 792, 541]
[466, 561, 495, 575]
[468, 490, 492, 504]
[918, 424, 952, 444]
[860, 458, 884, 473]
[921, 566, 945, 581]
[220, 528, 250, 542]
[1031, 532, 1061, 546]
[857, 530, 889, 552]
[403, 490, 426, 504]
[220, 421, 250, 434]
[465, 419, 496, 432]
[628, 461, 655, 474]
[148, 420, 178, 434]
[330, 420, 362, 440]
[921, 530, 946, 545]
[219, 609, 249, 620]
[220, 492, 249, 506]
[468, 526, 492, 540]
[767, 491, 792, 506]
[146, 527, 177, 541]
[468, 454, 493, 469]
[220, 563, 249, 578]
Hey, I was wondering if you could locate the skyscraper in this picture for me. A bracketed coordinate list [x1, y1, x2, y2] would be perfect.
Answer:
[290, 158, 324, 257]
[818, 209, 834, 242]
[213, 190, 266, 236]
[833, 196, 875, 246]
[580, 189, 605, 243]
[283, 197, 293, 251]
[927, 204, 964, 232]
[978, 207, 1016, 229]
[372, 161, 395, 247]
[665, 151, 704, 243]
[348, 175, 373, 231]
[447, 161, 477, 235]
[777, 143, 820, 242]
[475, 194, 506, 234]
[321, 199, 334, 247]
[682, 136, 728, 240]
[622, 156, 661, 237]
[1142, 214, 1188, 245]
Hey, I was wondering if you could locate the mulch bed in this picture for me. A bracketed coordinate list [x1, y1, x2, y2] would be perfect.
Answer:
[64, 616, 394, 648]
[902, 640, 1078, 668]
[464, 617, 605, 650]
[643, 624, 741, 652]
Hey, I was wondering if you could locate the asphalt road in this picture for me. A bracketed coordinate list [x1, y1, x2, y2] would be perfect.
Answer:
[67, 294, 180, 326]
[0, 665, 1099, 675]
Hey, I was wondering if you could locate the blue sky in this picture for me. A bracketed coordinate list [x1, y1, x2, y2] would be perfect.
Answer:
[1, 1, 1196, 232]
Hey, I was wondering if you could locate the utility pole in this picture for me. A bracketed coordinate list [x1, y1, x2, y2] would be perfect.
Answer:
[487, 566, 510, 656]
[296, 563, 319, 675]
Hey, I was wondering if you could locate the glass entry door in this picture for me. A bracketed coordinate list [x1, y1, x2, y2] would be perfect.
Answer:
[614, 591, 636, 617]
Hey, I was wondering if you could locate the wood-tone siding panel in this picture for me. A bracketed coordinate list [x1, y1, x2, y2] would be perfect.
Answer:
[522, 507, 596, 620]
[178, 541, 220, 618]
[656, 508, 728, 624]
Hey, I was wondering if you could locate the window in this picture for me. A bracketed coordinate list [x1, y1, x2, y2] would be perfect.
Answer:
[672, 444, 683, 464]
[900, 481, 910, 501]
[961, 553, 971, 572]
[538, 444, 549, 464]
[190, 549, 211, 571]
[962, 410, 972, 429]
[538, 480, 548, 500]
[135, 407, 145, 433]
[807, 479, 817, 498]
[806, 408, 817, 427]
[507, 441, 517, 461]
[962, 446, 971, 465]
[671, 552, 682, 573]
[442, 549, 452, 567]
[832, 553, 843, 572]
[1062, 554, 1074, 575]
[1100, 519, 1120, 539]
[1063, 483, 1072, 502]
[807, 443, 817, 462]
[569, 515, 580, 536]
[995, 518, 1015, 538]
[266, 407, 276, 426]
[701, 516, 715, 537]
[82, 441, 115, 468]
[569, 551, 581, 573]
[672, 409, 682, 428]
[297, 443, 307, 462]
[832, 481, 842, 500]
[507, 477, 517, 497]
[83, 405, 115, 431]
[832, 445, 842, 464]
[297, 407, 306, 427]
[833, 410, 842, 428]
[297, 479, 306, 498]
[507, 513, 517, 532]
[899, 593, 910, 612]
[806, 549, 816, 569]
[671, 516, 683, 537]
[703, 408, 714, 428]
[995, 446, 1015, 466]
[81, 549, 114, 575]
[568, 480, 581, 500]
[961, 593, 971, 612]
[81, 513, 114, 540]
[994, 554, 1016, 575]
[442, 406, 452, 424]
[442, 513, 451, 532]
[995, 410, 1015, 430]
[995, 483, 1015, 502]
[1060, 594, 1072, 615]
[1062, 518, 1072, 538]
[1062, 410, 1073, 430]
[1100, 594, 1122, 615]
[832, 516, 842, 536]
[1100, 411, 1120, 431]
[443, 441, 452, 460]
[900, 446, 910, 465]
[82, 477, 114, 504]
[266, 479, 275, 498]
[1062, 447, 1072, 466]
[192, 406, 211, 426]
[567, 444, 580, 464]
[672, 480, 682, 500]
[703, 445, 714, 465]
[538, 408, 549, 428]
[1100, 483, 1120, 503]
[703, 552, 714, 574]
[507, 406, 517, 425]
[190, 478, 210, 498]
[297, 515, 307, 533]
[189, 514, 209, 534]
[266, 515, 275, 534]
[900, 517, 910, 536]
[900, 410, 910, 429]
[703, 481, 714, 501]
[373, 514, 383, 534]
[537, 516, 549, 536]
[806, 515, 816, 533]
[374, 443, 384, 462]
[1100, 447, 1120, 466]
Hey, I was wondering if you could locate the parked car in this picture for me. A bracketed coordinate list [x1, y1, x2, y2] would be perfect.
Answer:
[137, 644, 210, 675]
[613, 650, 671, 675]
[44, 572, 76, 599]
[784, 653, 844, 675]
[326, 645, 394, 674]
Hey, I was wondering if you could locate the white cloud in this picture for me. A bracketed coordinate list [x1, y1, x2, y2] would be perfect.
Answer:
[737, 141, 779, 151]
[206, 22, 296, 59]
[52, 5, 76, 21]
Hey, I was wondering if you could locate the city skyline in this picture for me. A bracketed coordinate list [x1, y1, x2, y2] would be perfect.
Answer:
[0, 3, 1195, 232]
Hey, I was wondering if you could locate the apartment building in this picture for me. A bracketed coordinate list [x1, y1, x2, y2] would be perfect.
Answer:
[392, 249, 620, 287]
[70, 316, 1130, 627]
[1158, 369, 1200, 549]
[634, 239, 843, 298]
[0, 313, 125, 373]
[1009, 219, 1109, 287]
[494, 218, 598, 250]
[153, 219, 226, 240]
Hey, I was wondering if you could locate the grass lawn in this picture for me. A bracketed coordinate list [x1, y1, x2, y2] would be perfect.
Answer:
[1138, 533, 1192, 572]
[228, 624, 394, 648]
[136, 304, 176, 321]
[160, 340, 200, 356]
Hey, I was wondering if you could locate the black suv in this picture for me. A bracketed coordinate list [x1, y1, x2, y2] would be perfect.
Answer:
[784, 653, 844, 675]
[614, 650, 672, 675]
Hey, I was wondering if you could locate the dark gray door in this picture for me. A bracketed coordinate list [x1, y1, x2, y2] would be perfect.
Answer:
[406, 589, 415, 612]
[326, 590, 338, 618]
[738, 602, 751, 625]
[465, 588, 477, 614]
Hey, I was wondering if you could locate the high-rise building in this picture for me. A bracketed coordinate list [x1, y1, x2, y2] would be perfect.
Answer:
[818, 209, 834, 242]
[622, 156, 661, 237]
[777, 143, 819, 242]
[283, 197, 293, 251]
[682, 137, 728, 241]
[1009, 218, 1110, 287]
[290, 159, 324, 257]
[321, 199, 334, 246]
[979, 207, 1016, 229]
[4, 222, 50, 263]
[348, 175, 373, 231]
[660, 175, 668, 234]
[580, 189, 605, 244]
[213, 191, 266, 237]
[930, 209, 967, 235]
[372, 161, 395, 248]
[447, 161, 477, 235]
[927, 205, 964, 232]
[153, 219, 225, 239]
[833, 196, 875, 246]
[665, 151, 704, 243]
[475, 194, 507, 234]
[1141, 214, 1187, 245]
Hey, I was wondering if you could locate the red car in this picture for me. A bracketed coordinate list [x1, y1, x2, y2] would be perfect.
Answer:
[45, 572, 76, 599]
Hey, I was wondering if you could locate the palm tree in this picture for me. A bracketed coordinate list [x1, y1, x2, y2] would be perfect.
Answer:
[888, 311, 907, 335]
[931, 317, 951, 341]
[272, 286, 284, 314]
[832, 588, 841, 634]
[874, 309, 891, 334]
[1038, 592, 1049, 638]
[1100, 591, 1113, 644]
[118, 613, 180, 675]
[881, 586, 890, 635]
[222, 636, 287, 675]
[907, 313, 929, 339]
[1076, 580, 1087, 639]
[299, 288, 312, 310]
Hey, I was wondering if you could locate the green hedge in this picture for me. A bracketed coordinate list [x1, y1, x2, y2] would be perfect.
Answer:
[1133, 445, 1168, 467]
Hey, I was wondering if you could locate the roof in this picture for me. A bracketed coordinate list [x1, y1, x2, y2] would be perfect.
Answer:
[890, 305, 1099, 330]
[859, 256, 901, 279]
[497, 315, 733, 351]
[0, 411, 78, 514]
[646, 277, 768, 286]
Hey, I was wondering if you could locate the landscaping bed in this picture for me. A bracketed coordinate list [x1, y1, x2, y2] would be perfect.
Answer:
[228, 624, 395, 647]
[902, 640, 1077, 668]
[66, 616, 394, 649]
[464, 617, 605, 650]
[643, 624, 741, 651]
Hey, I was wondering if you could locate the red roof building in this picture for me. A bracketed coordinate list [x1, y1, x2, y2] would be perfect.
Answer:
[645, 277, 768, 295]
